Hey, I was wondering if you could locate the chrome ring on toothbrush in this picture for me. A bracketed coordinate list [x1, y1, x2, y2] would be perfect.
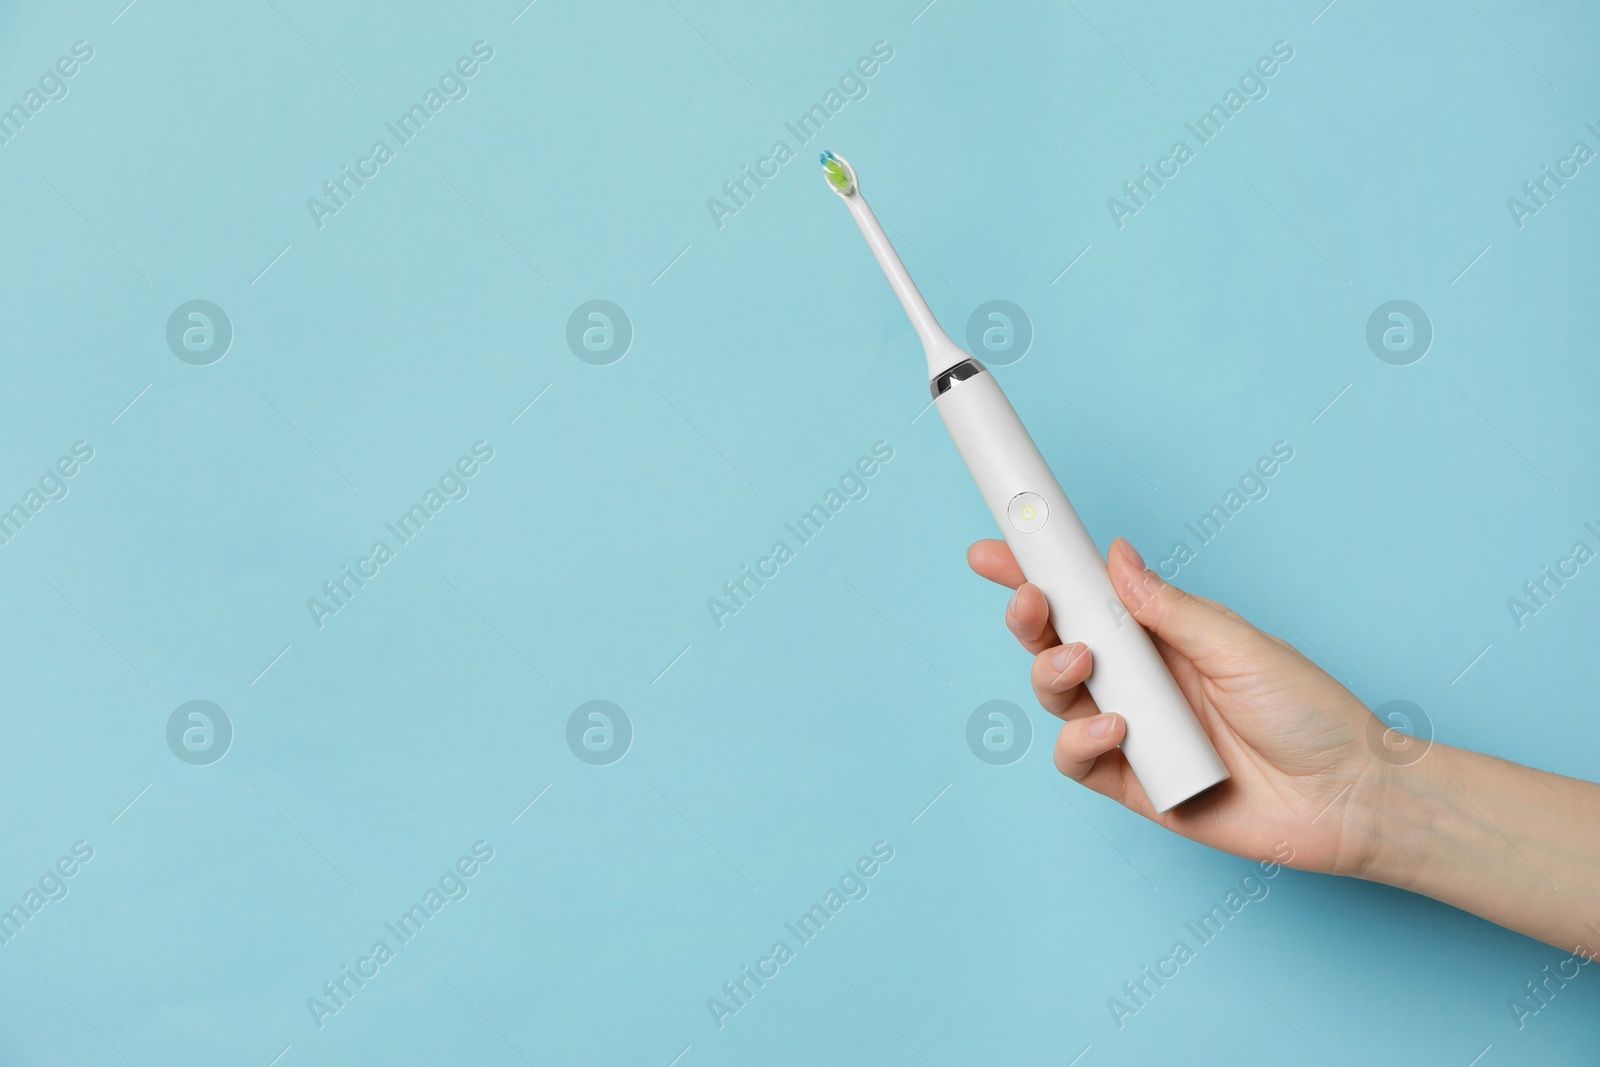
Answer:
[931, 358, 986, 398]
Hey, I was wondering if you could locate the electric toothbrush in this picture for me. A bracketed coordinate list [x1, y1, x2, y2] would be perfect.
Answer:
[821, 150, 1228, 813]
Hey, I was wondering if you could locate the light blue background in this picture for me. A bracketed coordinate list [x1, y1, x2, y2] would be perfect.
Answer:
[1, 0, 1597, 1063]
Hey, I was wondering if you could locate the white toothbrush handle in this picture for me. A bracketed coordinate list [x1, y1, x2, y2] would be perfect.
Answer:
[936, 364, 1229, 813]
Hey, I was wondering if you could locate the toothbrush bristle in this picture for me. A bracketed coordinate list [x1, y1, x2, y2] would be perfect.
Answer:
[820, 150, 855, 194]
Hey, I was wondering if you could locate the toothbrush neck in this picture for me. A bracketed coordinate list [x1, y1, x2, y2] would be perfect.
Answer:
[846, 195, 965, 378]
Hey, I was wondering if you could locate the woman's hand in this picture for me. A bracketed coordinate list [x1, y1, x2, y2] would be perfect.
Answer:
[972, 536, 1600, 951]
[969, 536, 1389, 878]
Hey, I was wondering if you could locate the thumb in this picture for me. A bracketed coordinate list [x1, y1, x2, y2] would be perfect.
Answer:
[1107, 537, 1267, 671]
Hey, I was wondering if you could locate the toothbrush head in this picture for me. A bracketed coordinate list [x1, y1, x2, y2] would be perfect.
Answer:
[820, 150, 856, 196]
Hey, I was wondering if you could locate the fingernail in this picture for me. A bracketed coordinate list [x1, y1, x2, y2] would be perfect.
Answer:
[1087, 713, 1118, 739]
[1006, 591, 1018, 617]
[1050, 644, 1081, 672]
[1121, 538, 1145, 570]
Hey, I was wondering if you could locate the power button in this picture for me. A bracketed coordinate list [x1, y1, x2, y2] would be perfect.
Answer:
[1007, 492, 1049, 533]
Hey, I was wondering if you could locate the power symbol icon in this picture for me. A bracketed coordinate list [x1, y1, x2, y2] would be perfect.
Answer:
[1007, 492, 1049, 533]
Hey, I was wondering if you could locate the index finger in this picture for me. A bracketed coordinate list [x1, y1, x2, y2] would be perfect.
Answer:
[967, 538, 1025, 589]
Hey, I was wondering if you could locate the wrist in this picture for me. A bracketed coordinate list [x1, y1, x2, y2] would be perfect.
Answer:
[1342, 741, 1463, 888]
[1345, 738, 1600, 951]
